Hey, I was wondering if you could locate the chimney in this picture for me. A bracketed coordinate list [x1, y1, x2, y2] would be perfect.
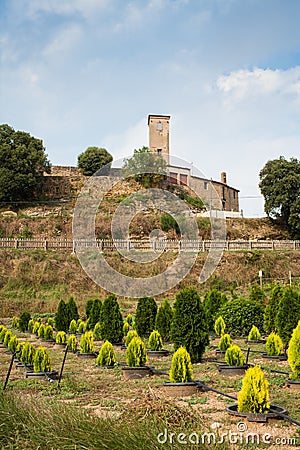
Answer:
[221, 172, 227, 184]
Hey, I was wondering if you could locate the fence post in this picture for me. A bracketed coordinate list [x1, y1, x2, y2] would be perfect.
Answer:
[14, 239, 18, 249]
[44, 239, 48, 251]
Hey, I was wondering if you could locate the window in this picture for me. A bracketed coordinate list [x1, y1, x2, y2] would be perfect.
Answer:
[204, 181, 208, 190]
[157, 148, 162, 155]
[233, 191, 236, 199]
[180, 174, 188, 186]
[156, 122, 163, 131]
[169, 172, 178, 184]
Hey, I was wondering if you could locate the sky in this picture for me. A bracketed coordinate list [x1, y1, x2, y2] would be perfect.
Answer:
[1, 0, 300, 217]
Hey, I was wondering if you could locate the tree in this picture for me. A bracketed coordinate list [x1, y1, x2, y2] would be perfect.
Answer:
[67, 296, 79, 322]
[170, 287, 209, 363]
[88, 298, 102, 330]
[55, 300, 70, 332]
[122, 146, 167, 187]
[275, 288, 300, 343]
[77, 147, 112, 176]
[155, 299, 173, 341]
[259, 156, 300, 238]
[0, 124, 50, 202]
[100, 294, 123, 344]
[203, 289, 227, 332]
[18, 311, 31, 332]
[135, 296, 157, 338]
[263, 285, 283, 334]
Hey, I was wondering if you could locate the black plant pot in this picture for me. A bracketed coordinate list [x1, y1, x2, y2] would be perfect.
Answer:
[122, 366, 153, 379]
[217, 364, 251, 376]
[245, 339, 266, 344]
[24, 370, 58, 380]
[261, 353, 287, 361]
[146, 349, 170, 358]
[226, 403, 288, 423]
[162, 381, 199, 397]
[76, 351, 97, 359]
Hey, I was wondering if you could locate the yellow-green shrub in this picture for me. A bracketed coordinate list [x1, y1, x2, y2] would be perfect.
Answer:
[67, 334, 77, 352]
[225, 345, 245, 366]
[126, 337, 147, 367]
[125, 330, 138, 347]
[238, 365, 270, 413]
[33, 347, 51, 373]
[218, 333, 231, 352]
[79, 331, 94, 354]
[96, 341, 116, 367]
[169, 347, 193, 383]
[288, 320, 300, 380]
[69, 319, 77, 334]
[248, 325, 261, 341]
[8, 335, 18, 353]
[214, 316, 226, 337]
[266, 332, 283, 356]
[56, 331, 67, 344]
[148, 330, 163, 351]
[21, 342, 36, 365]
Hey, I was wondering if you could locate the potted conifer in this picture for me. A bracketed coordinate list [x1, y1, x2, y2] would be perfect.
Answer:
[163, 347, 198, 397]
[245, 325, 265, 344]
[77, 331, 96, 358]
[122, 329, 139, 349]
[69, 319, 77, 335]
[214, 316, 226, 338]
[96, 341, 117, 368]
[8, 335, 19, 354]
[93, 322, 102, 341]
[217, 344, 250, 376]
[67, 334, 77, 353]
[262, 332, 286, 360]
[215, 333, 231, 358]
[122, 336, 152, 379]
[24, 346, 58, 380]
[286, 320, 300, 391]
[54, 331, 67, 349]
[147, 330, 169, 358]
[16, 342, 35, 370]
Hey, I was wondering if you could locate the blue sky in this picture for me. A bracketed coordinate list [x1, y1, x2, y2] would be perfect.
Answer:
[1, 0, 300, 217]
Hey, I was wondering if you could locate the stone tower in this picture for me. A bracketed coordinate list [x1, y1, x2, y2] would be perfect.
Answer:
[148, 114, 170, 164]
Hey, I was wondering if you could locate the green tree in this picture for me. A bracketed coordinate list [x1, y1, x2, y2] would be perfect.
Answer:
[203, 289, 227, 332]
[88, 299, 102, 330]
[135, 296, 157, 338]
[100, 294, 123, 344]
[155, 299, 173, 341]
[263, 285, 283, 334]
[67, 296, 79, 322]
[259, 156, 300, 238]
[170, 287, 209, 363]
[18, 311, 31, 332]
[122, 146, 167, 187]
[0, 124, 50, 202]
[55, 300, 70, 332]
[275, 288, 300, 343]
[77, 147, 112, 176]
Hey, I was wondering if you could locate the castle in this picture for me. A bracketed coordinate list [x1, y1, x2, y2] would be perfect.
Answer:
[43, 115, 240, 215]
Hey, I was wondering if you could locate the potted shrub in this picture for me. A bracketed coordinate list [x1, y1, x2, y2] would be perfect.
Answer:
[18, 311, 31, 332]
[155, 299, 173, 342]
[33, 321, 41, 336]
[163, 347, 198, 397]
[93, 322, 102, 341]
[147, 330, 169, 358]
[99, 294, 123, 345]
[47, 317, 55, 328]
[122, 336, 152, 379]
[217, 345, 249, 376]
[125, 314, 133, 326]
[135, 296, 157, 338]
[69, 319, 77, 334]
[246, 325, 265, 344]
[77, 331, 96, 358]
[8, 335, 19, 354]
[77, 320, 87, 335]
[227, 365, 287, 422]
[96, 341, 117, 368]
[54, 331, 67, 349]
[67, 334, 77, 353]
[0, 326, 7, 345]
[25, 346, 57, 380]
[43, 325, 54, 342]
[123, 321, 130, 337]
[15, 341, 26, 363]
[214, 316, 226, 337]
[3, 330, 13, 348]
[123, 330, 139, 349]
[17, 342, 35, 370]
[216, 333, 231, 357]
[37, 324, 45, 339]
[262, 332, 285, 360]
[27, 319, 35, 334]
[286, 320, 300, 391]
[11, 316, 19, 329]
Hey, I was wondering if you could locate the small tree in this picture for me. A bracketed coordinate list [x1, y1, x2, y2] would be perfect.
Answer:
[171, 287, 209, 363]
[77, 321, 87, 334]
[214, 316, 226, 337]
[44, 325, 54, 341]
[125, 314, 133, 326]
[4, 330, 13, 347]
[93, 322, 102, 340]
[126, 337, 148, 367]
[20, 342, 36, 365]
[55, 300, 70, 332]
[11, 316, 19, 329]
[155, 299, 173, 341]
[67, 334, 77, 352]
[100, 294, 123, 344]
[218, 333, 232, 352]
[275, 288, 300, 343]
[78, 146, 113, 176]
[148, 330, 163, 351]
[287, 320, 300, 380]
[225, 345, 245, 366]
[0, 326, 7, 342]
[38, 324, 45, 339]
[18, 311, 31, 332]
[33, 321, 40, 335]
[47, 317, 54, 328]
[125, 330, 139, 347]
[249, 284, 265, 305]
[27, 319, 35, 333]
[218, 298, 264, 336]
[33, 347, 51, 373]
[266, 332, 283, 356]
[88, 299, 102, 330]
[79, 331, 95, 354]
[85, 299, 94, 321]
[69, 319, 77, 334]
[8, 335, 19, 353]
[123, 321, 130, 336]
[203, 289, 227, 331]
[56, 331, 67, 344]
[96, 341, 117, 367]
[169, 347, 193, 383]
[67, 296, 79, 322]
[122, 146, 167, 187]
[238, 366, 270, 413]
[248, 325, 261, 341]
[263, 285, 283, 334]
[135, 296, 157, 338]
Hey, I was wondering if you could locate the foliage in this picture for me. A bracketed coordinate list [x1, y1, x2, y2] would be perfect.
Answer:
[248, 325, 261, 341]
[171, 287, 209, 363]
[249, 284, 265, 305]
[4, 330, 13, 347]
[55, 300, 70, 332]
[77, 146, 113, 176]
[85, 299, 94, 320]
[218, 298, 264, 336]
[265, 332, 283, 356]
[69, 319, 77, 334]
[122, 146, 167, 187]
[161, 213, 180, 234]
[0, 326, 7, 342]
[203, 289, 227, 331]
[125, 314, 133, 326]
[93, 322, 102, 340]
[218, 333, 232, 352]
[44, 325, 53, 341]
[238, 365, 270, 413]
[126, 336, 148, 367]
[77, 320, 87, 334]
[38, 324, 45, 339]
[20, 342, 36, 365]
[225, 345, 245, 366]
[33, 321, 40, 335]
[0, 124, 51, 202]
[79, 331, 95, 354]
[123, 321, 130, 336]
[67, 334, 77, 352]
[135, 296, 157, 338]
[27, 319, 35, 333]
[8, 335, 19, 353]
[96, 341, 117, 367]
[100, 294, 123, 343]
[88, 299, 102, 330]
[155, 299, 173, 341]
[275, 288, 300, 343]
[169, 347, 193, 383]
[288, 320, 300, 380]
[46, 317, 54, 327]
[263, 285, 283, 334]
[56, 331, 67, 344]
[214, 316, 226, 337]
[19, 310, 31, 332]
[33, 347, 51, 373]
[125, 330, 139, 347]
[259, 156, 300, 238]
[67, 296, 79, 322]
[11, 316, 19, 328]
[148, 330, 163, 351]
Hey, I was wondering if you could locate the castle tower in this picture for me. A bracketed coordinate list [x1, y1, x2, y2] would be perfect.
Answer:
[148, 114, 170, 164]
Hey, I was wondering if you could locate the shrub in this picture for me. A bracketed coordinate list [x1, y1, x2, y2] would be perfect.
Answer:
[4, 330, 13, 347]
[238, 365, 270, 413]
[266, 332, 283, 356]
[20, 342, 36, 365]
[44, 325, 54, 341]
[47, 317, 54, 328]
[56, 331, 67, 344]
[249, 284, 265, 305]
[275, 288, 300, 343]
[33, 347, 51, 373]
[218, 298, 264, 336]
[27, 319, 35, 333]
[125, 314, 133, 326]
[38, 324, 45, 339]
[85, 299, 94, 320]
[67, 334, 77, 352]
[171, 287, 209, 363]
[214, 316, 226, 337]
[125, 330, 139, 347]
[0, 326, 7, 342]
[126, 337, 148, 367]
[148, 330, 163, 351]
[203, 289, 227, 331]
[77, 321, 87, 334]
[67, 296, 79, 322]
[8, 335, 19, 353]
[135, 296, 157, 338]
[33, 321, 40, 335]
[18, 311, 31, 332]
[55, 300, 70, 332]
[93, 322, 102, 340]
[218, 333, 232, 352]
[263, 285, 283, 334]
[155, 299, 173, 341]
[225, 345, 245, 366]
[69, 319, 77, 334]
[123, 321, 130, 336]
[88, 299, 102, 330]
[248, 325, 261, 341]
[79, 331, 95, 354]
[287, 320, 300, 380]
[161, 213, 180, 234]
[96, 341, 117, 367]
[16, 341, 26, 359]
[11, 316, 19, 329]
[100, 294, 123, 344]
[169, 347, 193, 383]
